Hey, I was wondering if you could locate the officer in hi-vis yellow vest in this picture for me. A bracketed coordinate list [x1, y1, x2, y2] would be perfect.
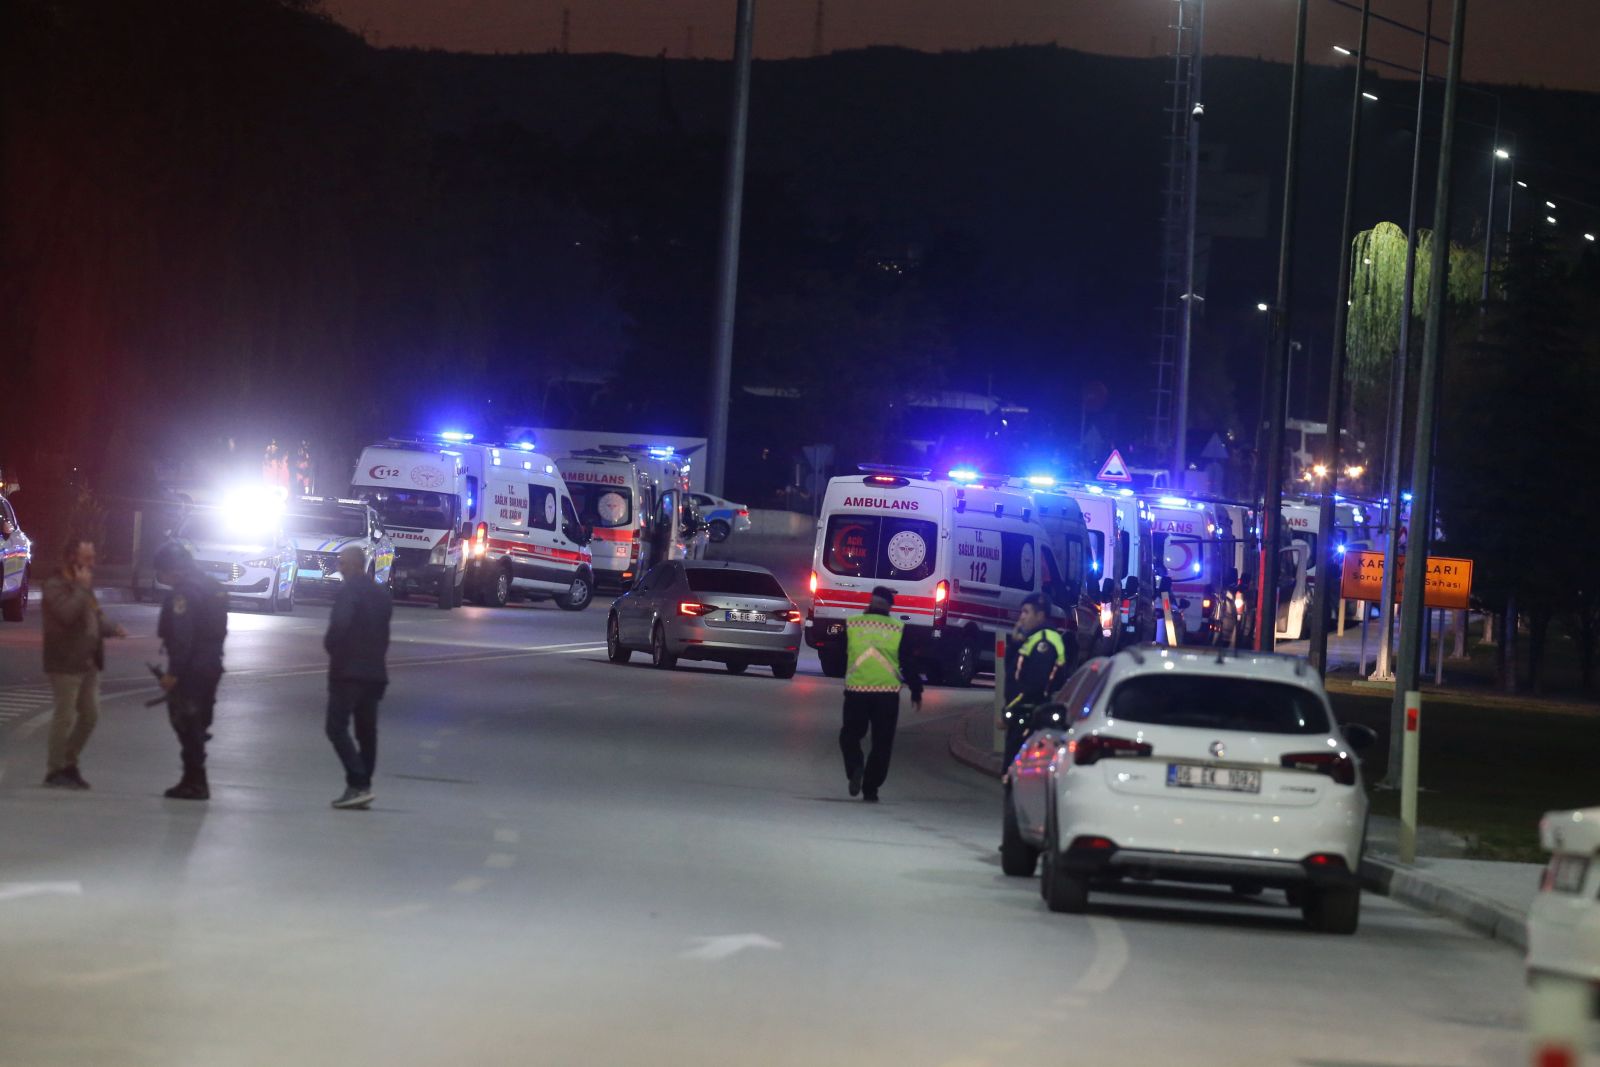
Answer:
[839, 586, 924, 803]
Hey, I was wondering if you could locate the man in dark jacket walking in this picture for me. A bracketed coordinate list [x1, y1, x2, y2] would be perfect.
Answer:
[324, 545, 392, 810]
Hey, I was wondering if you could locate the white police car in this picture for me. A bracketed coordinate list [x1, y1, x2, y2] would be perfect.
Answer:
[689, 492, 752, 543]
[171, 490, 299, 613]
[285, 496, 394, 596]
[1005, 646, 1373, 933]
[1528, 806, 1600, 997]
[1, 488, 30, 622]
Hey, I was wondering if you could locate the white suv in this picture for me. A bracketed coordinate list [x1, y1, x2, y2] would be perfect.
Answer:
[1005, 646, 1373, 933]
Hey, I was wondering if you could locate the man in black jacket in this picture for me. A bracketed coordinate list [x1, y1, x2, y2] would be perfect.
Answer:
[324, 545, 392, 810]
[155, 542, 229, 800]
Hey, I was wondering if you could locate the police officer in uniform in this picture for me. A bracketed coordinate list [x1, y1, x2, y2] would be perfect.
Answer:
[1002, 593, 1069, 767]
[839, 585, 923, 803]
[154, 543, 229, 800]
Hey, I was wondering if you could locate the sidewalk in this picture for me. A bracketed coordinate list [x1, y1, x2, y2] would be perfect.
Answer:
[947, 705, 1540, 949]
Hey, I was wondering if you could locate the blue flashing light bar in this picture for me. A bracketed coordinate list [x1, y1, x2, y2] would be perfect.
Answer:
[514, 441, 536, 451]
[1118, 488, 1134, 497]
[1086, 485, 1105, 494]
[440, 430, 474, 442]
[1401, 491, 1414, 503]
[1025, 474, 1056, 488]
[647, 446, 676, 458]
[1192, 562, 1203, 575]
[1158, 496, 1193, 508]
[1336, 544, 1348, 556]
[948, 469, 980, 483]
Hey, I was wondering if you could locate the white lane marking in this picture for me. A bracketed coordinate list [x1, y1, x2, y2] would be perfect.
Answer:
[680, 933, 783, 961]
[418, 755, 437, 765]
[373, 902, 432, 920]
[50, 960, 172, 987]
[419, 739, 441, 751]
[0, 881, 84, 903]
[484, 853, 517, 869]
[493, 827, 520, 844]
[451, 877, 489, 895]
[1067, 916, 1129, 996]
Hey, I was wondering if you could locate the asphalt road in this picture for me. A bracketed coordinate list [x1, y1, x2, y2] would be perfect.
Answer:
[0, 591, 1529, 1066]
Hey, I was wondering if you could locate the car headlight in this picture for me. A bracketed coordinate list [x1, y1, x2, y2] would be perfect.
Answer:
[243, 557, 277, 568]
[429, 541, 449, 565]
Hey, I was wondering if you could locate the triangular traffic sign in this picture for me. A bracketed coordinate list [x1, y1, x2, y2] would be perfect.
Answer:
[1097, 449, 1133, 483]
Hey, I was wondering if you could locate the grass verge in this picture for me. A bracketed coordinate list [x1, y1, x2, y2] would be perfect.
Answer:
[1329, 689, 1600, 863]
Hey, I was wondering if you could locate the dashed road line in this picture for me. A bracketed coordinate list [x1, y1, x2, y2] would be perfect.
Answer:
[450, 877, 489, 895]
[484, 852, 517, 869]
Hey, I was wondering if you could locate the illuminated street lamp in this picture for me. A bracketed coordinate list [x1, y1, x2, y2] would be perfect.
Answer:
[1495, 148, 1510, 160]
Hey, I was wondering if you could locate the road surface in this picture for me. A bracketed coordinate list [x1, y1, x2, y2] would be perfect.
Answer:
[0, 592, 1528, 1065]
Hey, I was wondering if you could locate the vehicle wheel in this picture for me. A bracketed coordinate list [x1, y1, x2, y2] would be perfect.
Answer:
[818, 646, 846, 678]
[708, 519, 731, 543]
[1, 575, 26, 622]
[266, 578, 283, 614]
[606, 614, 631, 664]
[279, 581, 295, 614]
[556, 573, 593, 612]
[772, 657, 798, 679]
[1041, 803, 1089, 913]
[436, 574, 455, 610]
[1000, 789, 1039, 877]
[1303, 885, 1360, 935]
[1231, 882, 1264, 897]
[650, 623, 677, 670]
[724, 660, 748, 674]
[944, 636, 978, 688]
[1285, 886, 1306, 908]
[480, 566, 510, 608]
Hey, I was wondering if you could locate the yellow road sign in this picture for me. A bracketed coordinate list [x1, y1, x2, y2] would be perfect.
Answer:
[1340, 550, 1473, 610]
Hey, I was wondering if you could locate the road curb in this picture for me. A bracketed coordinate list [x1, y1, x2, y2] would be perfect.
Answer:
[948, 709, 1002, 780]
[1361, 854, 1528, 950]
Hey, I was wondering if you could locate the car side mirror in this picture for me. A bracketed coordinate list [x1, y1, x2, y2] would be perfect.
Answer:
[1340, 722, 1378, 752]
[1177, 598, 1191, 610]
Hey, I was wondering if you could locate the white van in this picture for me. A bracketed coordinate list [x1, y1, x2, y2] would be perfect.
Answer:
[349, 441, 470, 608]
[806, 467, 1094, 686]
[459, 444, 595, 610]
[559, 452, 645, 593]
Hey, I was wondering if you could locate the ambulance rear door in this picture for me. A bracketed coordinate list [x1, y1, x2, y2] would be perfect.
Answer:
[812, 477, 945, 627]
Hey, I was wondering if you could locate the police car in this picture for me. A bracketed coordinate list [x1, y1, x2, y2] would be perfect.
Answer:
[1, 487, 30, 622]
[285, 496, 394, 596]
[171, 490, 299, 612]
[689, 492, 751, 543]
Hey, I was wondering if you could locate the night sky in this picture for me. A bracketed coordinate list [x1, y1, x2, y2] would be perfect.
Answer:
[324, 0, 1600, 92]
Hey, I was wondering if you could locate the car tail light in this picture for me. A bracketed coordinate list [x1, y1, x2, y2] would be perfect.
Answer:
[1303, 853, 1348, 871]
[677, 601, 716, 616]
[736, 508, 749, 517]
[1281, 750, 1356, 786]
[934, 580, 948, 604]
[473, 521, 488, 558]
[808, 570, 818, 595]
[1098, 602, 1114, 636]
[1201, 596, 1213, 615]
[783, 608, 803, 623]
[1071, 734, 1152, 766]
[1070, 835, 1117, 851]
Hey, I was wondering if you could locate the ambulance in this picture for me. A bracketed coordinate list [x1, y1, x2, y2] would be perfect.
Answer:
[805, 466, 1094, 687]
[352, 434, 596, 611]
[1142, 494, 1241, 640]
[349, 439, 470, 608]
[558, 445, 705, 593]
[1275, 497, 1374, 639]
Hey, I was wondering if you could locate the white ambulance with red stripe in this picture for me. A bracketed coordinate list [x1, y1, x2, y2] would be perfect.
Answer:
[350, 439, 471, 609]
[805, 467, 1094, 686]
[462, 444, 596, 611]
[557, 446, 703, 593]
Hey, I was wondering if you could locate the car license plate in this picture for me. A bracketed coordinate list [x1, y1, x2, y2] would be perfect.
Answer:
[1166, 763, 1261, 794]
[726, 610, 766, 624]
[1549, 855, 1591, 894]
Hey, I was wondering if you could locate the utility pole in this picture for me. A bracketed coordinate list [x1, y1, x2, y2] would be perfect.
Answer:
[1307, 0, 1371, 675]
[705, 0, 755, 497]
[1373, 0, 1432, 718]
[1254, 0, 1309, 652]
[1395, 0, 1469, 780]
[1172, 0, 1205, 484]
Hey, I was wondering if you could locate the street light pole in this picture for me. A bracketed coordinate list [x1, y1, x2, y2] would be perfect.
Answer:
[1372, 0, 1431, 703]
[1254, 0, 1309, 652]
[1173, 0, 1205, 484]
[1396, 0, 1469, 757]
[705, 0, 755, 497]
[1307, 0, 1371, 676]
[1481, 98, 1503, 304]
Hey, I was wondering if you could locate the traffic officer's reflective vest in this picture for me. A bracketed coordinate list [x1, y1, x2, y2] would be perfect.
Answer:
[845, 614, 905, 693]
[1015, 628, 1066, 679]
